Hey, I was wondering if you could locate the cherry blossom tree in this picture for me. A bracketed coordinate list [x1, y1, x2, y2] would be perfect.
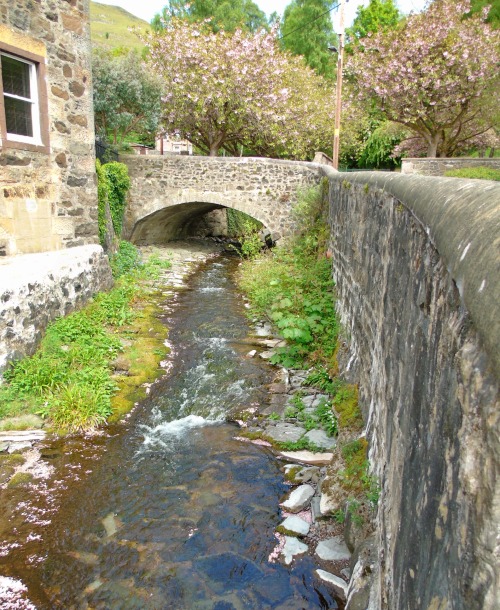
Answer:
[143, 18, 349, 159]
[347, 0, 500, 157]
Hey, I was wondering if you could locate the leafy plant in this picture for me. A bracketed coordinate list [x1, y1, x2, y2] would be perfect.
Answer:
[110, 240, 142, 278]
[315, 399, 338, 437]
[103, 162, 131, 235]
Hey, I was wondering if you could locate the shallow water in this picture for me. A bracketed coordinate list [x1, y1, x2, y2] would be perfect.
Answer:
[0, 256, 337, 609]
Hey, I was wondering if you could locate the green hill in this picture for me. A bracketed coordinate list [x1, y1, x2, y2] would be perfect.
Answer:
[90, 2, 150, 52]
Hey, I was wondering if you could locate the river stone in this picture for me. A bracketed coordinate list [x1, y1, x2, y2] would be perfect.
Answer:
[279, 450, 334, 465]
[295, 466, 321, 483]
[8, 441, 32, 453]
[316, 570, 348, 600]
[264, 423, 306, 444]
[311, 496, 322, 522]
[0, 442, 8, 453]
[280, 515, 310, 536]
[281, 484, 315, 512]
[304, 429, 336, 450]
[319, 478, 339, 516]
[301, 394, 330, 409]
[315, 536, 351, 561]
[282, 536, 308, 565]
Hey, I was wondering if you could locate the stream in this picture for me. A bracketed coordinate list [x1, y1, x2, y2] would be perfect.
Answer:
[0, 255, 338, 609]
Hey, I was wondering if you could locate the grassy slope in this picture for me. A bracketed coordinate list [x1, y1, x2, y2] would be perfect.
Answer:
[90, 1, 150, 52]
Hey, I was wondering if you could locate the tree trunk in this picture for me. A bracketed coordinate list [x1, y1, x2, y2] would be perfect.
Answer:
[209, 142, 220, 156]
[427, 134, 439, 157]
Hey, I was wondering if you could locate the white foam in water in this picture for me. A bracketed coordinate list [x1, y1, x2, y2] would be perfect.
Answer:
[200, 287, 224, 293]
[141, 415, 216, 445]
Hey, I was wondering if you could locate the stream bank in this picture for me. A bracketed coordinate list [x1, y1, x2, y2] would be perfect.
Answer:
[0, 244, 348, 609]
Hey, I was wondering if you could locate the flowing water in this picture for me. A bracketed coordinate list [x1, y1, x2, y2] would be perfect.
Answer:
[0, 256, 337, 610]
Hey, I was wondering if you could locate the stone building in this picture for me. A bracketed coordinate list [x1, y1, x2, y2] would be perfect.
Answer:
[0, 0, 98, 256]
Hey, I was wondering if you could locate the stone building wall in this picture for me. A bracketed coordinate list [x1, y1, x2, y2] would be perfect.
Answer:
[0, 0, 98, 255]
[322, 169, 499, 610]
[401, 156, 500, 176]
[122, 155, 322, 243]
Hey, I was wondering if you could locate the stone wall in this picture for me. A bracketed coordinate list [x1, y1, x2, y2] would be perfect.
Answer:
[122, 155, 322, 243]
[401, 157, 500, 176]
[0, 245, 113, 374]
[0, 0, 98, 255]
[321, 169, 500, 609]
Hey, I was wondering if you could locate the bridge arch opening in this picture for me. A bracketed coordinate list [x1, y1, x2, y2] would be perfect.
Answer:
[129, 201, 268, 245]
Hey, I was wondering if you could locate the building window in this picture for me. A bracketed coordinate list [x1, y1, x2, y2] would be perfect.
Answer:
[0, 46, 48, 152]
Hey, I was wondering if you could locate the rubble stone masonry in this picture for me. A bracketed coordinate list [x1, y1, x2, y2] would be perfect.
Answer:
[0, 0, 98, 255]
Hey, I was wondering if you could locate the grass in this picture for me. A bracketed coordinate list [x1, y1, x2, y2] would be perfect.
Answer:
[90, 1, 149, 53]
[444, 166, 500, 181]
[0, 243, 172, 433]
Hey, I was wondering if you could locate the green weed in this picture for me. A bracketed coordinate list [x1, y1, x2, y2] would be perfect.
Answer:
[0, 244, 170, 432]
[444, 166, 500, 181]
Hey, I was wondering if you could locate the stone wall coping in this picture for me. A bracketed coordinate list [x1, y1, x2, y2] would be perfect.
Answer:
[0, 245, 105, 291]
[402, 157, 498, 162]
[121, 154, 323, 170]
[321, 168, 500, 378]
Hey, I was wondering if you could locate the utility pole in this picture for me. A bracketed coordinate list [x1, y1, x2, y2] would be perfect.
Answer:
[332, 0, 346, 170]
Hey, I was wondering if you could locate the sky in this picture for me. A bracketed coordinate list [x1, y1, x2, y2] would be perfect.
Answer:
[93, 0, 427, 28]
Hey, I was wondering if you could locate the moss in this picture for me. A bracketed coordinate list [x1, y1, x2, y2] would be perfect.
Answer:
[0, 454, 26, 466]
[276, 526, 299, 537]
[7, 472, 34, 488]
[0, 415, 44, 431]
[109, 299, 169, 422]
[334, 384, 363, 430]
[338, 437, 369, 494]
[284, 466, 302, 483]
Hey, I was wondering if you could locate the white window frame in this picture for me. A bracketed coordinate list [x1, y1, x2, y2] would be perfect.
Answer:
[1, 51, 41, 145]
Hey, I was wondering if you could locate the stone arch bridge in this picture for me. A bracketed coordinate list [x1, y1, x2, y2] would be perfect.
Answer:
[121, 155, 323, 243]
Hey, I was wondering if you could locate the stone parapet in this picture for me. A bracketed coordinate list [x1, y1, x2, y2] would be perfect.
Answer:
[321, 168, 500, 610]
[401, 157, 500, 176]
[0, 245, 113, 374]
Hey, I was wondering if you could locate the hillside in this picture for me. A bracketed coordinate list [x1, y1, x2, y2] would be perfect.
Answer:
[90, 1, 150, 52]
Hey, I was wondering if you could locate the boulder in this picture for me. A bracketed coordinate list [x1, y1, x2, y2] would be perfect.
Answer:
[280, 515, 310, 536]
[316, 570, 348, 600]
[281, 484, 315, 513]
[315, 536, 351, 562]
[282, 536, 308, 565]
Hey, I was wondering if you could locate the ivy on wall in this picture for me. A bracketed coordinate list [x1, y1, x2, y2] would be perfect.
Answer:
[96, 160, 131, 248]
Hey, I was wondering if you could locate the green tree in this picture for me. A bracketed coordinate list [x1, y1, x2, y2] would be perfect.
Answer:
[345, 0, 400, 52]
[151, 0, 268, 33]
[468, 0, 500, 26]
[92, 50, 162, 146]
[144, 18, 345, 159]
[280, 0, 336, 78]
